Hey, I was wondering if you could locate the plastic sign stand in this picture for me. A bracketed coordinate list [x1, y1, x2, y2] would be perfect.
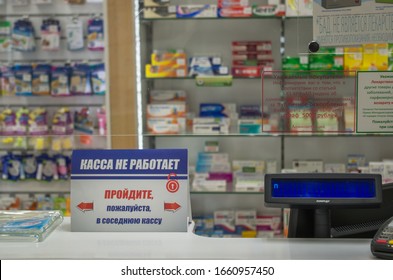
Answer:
[70, 149, 189, 232]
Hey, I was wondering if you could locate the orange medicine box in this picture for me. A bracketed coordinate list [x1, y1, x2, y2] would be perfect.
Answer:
[146, 103, 186, 118]
[151, 51, 187, 66]
[145, 64, 188, 78]
[147, 117, 186, 134]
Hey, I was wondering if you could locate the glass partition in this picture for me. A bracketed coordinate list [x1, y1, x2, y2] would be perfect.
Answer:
[1, 0, 392, 239]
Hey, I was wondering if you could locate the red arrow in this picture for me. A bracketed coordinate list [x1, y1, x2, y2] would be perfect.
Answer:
[77, 202, 94, 212]
[164, 202, 181, 212]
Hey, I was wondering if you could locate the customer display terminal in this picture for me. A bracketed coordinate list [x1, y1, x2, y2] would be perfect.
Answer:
[264, 173, 383, 238]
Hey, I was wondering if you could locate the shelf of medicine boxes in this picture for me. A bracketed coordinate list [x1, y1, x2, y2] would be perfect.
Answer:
[0, 130, 108, 151]
[142, 131, 393, 138]
[0, 134, 106, 194]
[0, 180, 70, 195]
[143, 76, 264, 80]
[0, 134, 106, 195]
[143, 132, 280, 137]
[0, 95, 105, 107]
[140, 16, 283, 23]
[0, 100, 108, 150]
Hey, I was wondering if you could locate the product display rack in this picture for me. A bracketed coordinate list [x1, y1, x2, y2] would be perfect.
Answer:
[138, 16, 284, 144]
[136, 0, 287, 235]
[0, 0, 109, 210]
[0, 180, 69, 195]
[135, 0, 393, 237]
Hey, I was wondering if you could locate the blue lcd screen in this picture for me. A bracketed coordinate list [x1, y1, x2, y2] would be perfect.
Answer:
[271, 179, 376, 199]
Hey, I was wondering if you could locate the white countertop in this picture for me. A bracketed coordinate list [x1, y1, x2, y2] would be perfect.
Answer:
[0, 218, 376, 260]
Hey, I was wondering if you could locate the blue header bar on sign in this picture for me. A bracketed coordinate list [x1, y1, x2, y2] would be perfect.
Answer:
[71, 149, 188, 175]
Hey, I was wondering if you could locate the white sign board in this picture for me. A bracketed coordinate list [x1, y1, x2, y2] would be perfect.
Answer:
[313, 0, 393, 46]
[357, 71, 393, 133]
[71, 149, 189, 232]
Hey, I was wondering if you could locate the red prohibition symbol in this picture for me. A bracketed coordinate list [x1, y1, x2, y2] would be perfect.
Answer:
[166, 173, 180, 193]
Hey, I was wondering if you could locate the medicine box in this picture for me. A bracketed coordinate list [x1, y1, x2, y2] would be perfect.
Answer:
[361, 43, 388, 71]
[217, 6, 253, 18]
[146, 104, 186, 118]
[151, 51, 186, 67]
[192, 177, 227, 192]
[309, 55, 344, 72]
[285, 0, 313, 17]
[143, 6, 176, 19]
[188, 56, 228, 77]
[375, 43, 388, 70]
[235, 210, 256, 232]
[239, 105, 261, 118]
[233, 59, 274, 67]
[214, 210, 236, 234]
[309, 47, 344, 71]
[256, 215, 282, 236]
[195, 162, 232, 173]
[232, 160, 265, 174]
[252, 4, 286, 17]
[257, 230, 274, 238]
[144, 0, 170, 6]
[347, 154, 366, 172]
[238, 119, 262, 134]
[199, 103, 237, 118]
[146, 117, 186, 134]
[146, 123, 179, 134]
[189, 56, 222, 67]
[176, 5, 217, 18]
[292, 160, 324, 173]
[232, 66, 262, 78]
[204, 140, 220, 153]
[324, 163, 346, 173]
[193, 123, 229, 134]
[207, 172, 233, 183]
[145, 64, 187, 78]
[218, 0, 249, 8]
[197, 152, 229, 163]
[193, 215, 214, 232]
[369, 162, 384, 176]
[282, 56, 309, 71]
[383, 162, 393, 184]
[232, 50, 273, 60]
[196, 152, 231, 175]
[193, 117, 231, 126]
[266, 160, 277, 173]
[344, 46, 363, 75]
[234, 174, 264, 192]
[232, 41, 272, 52]
[149, 90, 186, 103]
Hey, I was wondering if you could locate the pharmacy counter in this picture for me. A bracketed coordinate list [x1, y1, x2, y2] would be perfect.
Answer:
[0, 218, 376, 260]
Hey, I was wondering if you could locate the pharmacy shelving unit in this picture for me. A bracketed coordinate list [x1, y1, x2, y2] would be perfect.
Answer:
[0, 0, 109, 200]
[134, 2, 393, 225]
[136, 0, 286, 221]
